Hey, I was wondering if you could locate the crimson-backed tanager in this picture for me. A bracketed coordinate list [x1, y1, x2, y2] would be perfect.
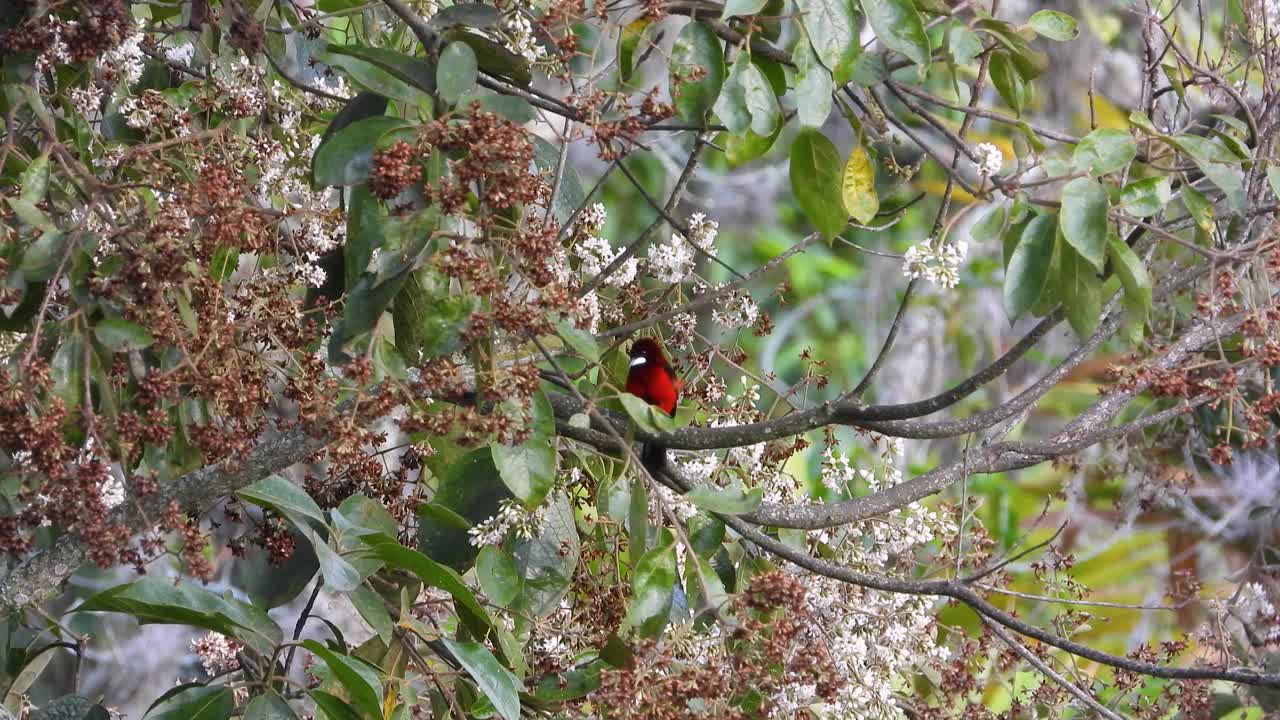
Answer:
[626, 338, 682, 473]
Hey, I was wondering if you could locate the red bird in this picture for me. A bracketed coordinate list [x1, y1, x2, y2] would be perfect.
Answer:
[625, 338, 682, 472]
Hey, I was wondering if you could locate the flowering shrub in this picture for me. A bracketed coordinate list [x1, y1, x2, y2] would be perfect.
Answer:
[1, 0, 1279, 719]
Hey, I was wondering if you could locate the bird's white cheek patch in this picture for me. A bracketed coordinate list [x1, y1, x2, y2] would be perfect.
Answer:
[630, 356, 647, 367]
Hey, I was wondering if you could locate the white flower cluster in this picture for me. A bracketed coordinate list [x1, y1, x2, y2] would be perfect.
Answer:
[503, 12, 546, 64]
[711, 287, 759, 330]
[576, 235, 637, 286]
[467, 498, 547, 547]
[646, 212, 718, 284]
[902, 237, 967, 289]
[973, 141, 1003, 178]
[190, 631, 243, 675]
[819, 448, 858, 493]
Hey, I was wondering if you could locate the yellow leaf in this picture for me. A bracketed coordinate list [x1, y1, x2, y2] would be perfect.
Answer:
[841, 142, 879, 224]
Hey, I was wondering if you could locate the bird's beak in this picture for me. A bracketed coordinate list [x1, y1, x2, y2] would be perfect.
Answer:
[629, 356, 647, 367]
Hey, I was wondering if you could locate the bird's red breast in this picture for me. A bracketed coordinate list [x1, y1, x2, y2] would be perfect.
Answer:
[626, 338, 681, 416]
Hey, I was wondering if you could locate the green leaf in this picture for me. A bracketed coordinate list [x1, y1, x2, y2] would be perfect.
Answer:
[322, 53, 424, 104]
[1169, 134, 1246, 209]
[863, 0, 931, 68]
[792, 43, 833, 128]
[313, 116, 411, 187]
[1073, 128, 1136, 176]
[237, 475, 327, 531]
[144, 686, 234, 720]
[618, 17, 652, 85]
[512, 492, 580, 617]
[713, 53, 752, 134]
[740, 60, 781, 136]
[989, 51, 1030, 114]
[210, 245, 240, 281]
[841, 141, 879, 224]
[31, 696, 109, 720]
[1027, 10, 1078, 41]
[722, 126, 779, 168]
[73, 577, 283, 655]
[437, 41, 478, 106]
[325, 45, 437, 95]
[308, 692, 360, 720]
[6, 198, 55, 232]
[301, 641, 384, 720]
[789, 129, 847, 242]
[685, 483, 764, 514]
[348, 585, 394, 645]
[440, 640, 521, 720]
[19, 230, 67, 282]
[1003, 214, 1056, 321]
[428, 3, 503, 29]
[554, 319, 599, 363]
[1118, 177, 1171, 217]
[1108, 234, 1152, 322]
[795, 0, 856, 72]
[362, 535, 494, 634]
[1058, 177, 1108, 272]
[669, 23, 725, 123]
[416, 448, 511, 570]
[1054, 243, 1103, 340]
[721, 0, 767, 18]
[1182, 184, 1214, 233]
[1267, 165, 1280, 200]
[625, 540, 678, 637]
[332, 232, 437, 364]
[619, 393, 677, 434]
[476, 545, 521, 606]
[94, 316, 155, 352]
[19, 151, 49, 203]
[492, 440, 556, 507]
[243, 692, 298, 720]
[947, 24, 983, 66]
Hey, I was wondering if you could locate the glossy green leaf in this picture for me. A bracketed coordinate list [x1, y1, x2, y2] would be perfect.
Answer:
[554, 319, 599, 364]
[619, 393, 678, 434]
[618, 17, 652, 85]
[947, 24, 983, 66]
[1003, 214, 1056, 321]
[685, 483, 764, 514]
[842, 141, 878, 224]
[1118, 177, 1171, 217]
[1267, 165, 1280, 201]
[1108, 234, 1152, 321]
[243, 692, 299, 720]
[7, 198, 54, 232]
[722, 126, 779, 168]
[325, 44, 437, 95]
[1054, 243, 1103, 340]
[1169, 134, 1246, 209]
[415, 448, 511, 570]
[437, 41, 478, 105]
[512, 492, 580, 617]
[1058, 177, 1108, 272]
[308, 692, 360, 720]
[790, 129, 847, 242]
[19, 230, 67, 282]
[989, 51, 1030, 114]
[669, 23, 725, 123]
[492, 439, 556, 507]
[312, 116, 411, 187]
[796, 0, 856, 72]
[477, 545, 521, 606]
[237, 475, 328, 531]
[863, 0, 931, 68]
[74, 578, 283, 655]
[19, 151, 49, 203]
[348, 585, 394, 645]
[721, 0, 768, 18]
[301, 641, 384, 720]
[625, 540, 678, 637]
[31, 696, 109, 720]
[1182, 184, 1214, 233]
[713, 54, 752, 134]
[94, 316, 155, 352]
[441, 640, 521, 720]
[1027, 10, 1078, 41]
[741, 60, 781, 136]
[144, 686, 233, 720]
[793, 43, 833, 128]
[1073, 128, 1136, 176]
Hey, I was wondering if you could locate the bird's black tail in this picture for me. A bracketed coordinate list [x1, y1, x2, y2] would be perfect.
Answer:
[640, 442, 668, 476]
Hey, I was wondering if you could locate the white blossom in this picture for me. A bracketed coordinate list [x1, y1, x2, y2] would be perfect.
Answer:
[578, 202, 607, 236]
[468, 499, 547, 547]
[502, 12, 545, 64]
[712, 288, 759, 329]
[973, 141, 1003, 177]
[646, 236, 696, 283]
[191, 632, 243, 675]
[573, 234, 637, 286]
[902, 238, 967, 289]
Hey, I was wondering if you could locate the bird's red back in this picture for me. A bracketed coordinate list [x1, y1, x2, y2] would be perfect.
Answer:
[626, 338, 681, 416]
